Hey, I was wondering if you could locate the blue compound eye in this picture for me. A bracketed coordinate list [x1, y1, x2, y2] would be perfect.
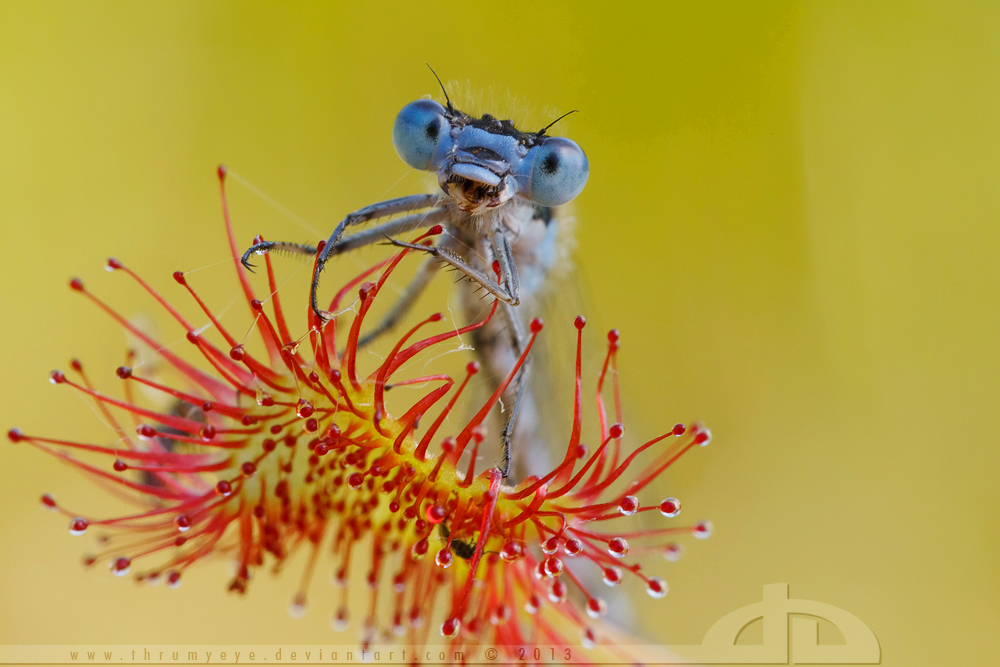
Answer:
[520, 137, 589, 207]
[393, 99, 449, 171]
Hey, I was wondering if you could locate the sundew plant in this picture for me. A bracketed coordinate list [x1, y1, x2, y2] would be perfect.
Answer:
[10, 167, 714, 663]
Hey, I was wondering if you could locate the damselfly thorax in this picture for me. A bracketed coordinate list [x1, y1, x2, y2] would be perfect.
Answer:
[242, 81, 588, 481]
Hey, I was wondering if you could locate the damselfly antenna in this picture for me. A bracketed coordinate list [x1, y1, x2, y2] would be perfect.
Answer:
[425, 63, 454, 115]
[537, 109, 580, 137]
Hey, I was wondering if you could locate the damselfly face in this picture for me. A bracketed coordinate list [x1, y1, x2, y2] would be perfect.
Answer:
[392, 99, 589, 214]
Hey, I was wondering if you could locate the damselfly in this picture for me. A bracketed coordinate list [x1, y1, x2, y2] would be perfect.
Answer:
[242, 73, 589, 480]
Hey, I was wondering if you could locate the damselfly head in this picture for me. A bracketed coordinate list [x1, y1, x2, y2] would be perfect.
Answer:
[393, 99, 589, 214]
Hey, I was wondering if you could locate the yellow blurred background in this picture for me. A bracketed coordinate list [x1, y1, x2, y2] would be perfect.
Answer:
[1, 2, 998, 665]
